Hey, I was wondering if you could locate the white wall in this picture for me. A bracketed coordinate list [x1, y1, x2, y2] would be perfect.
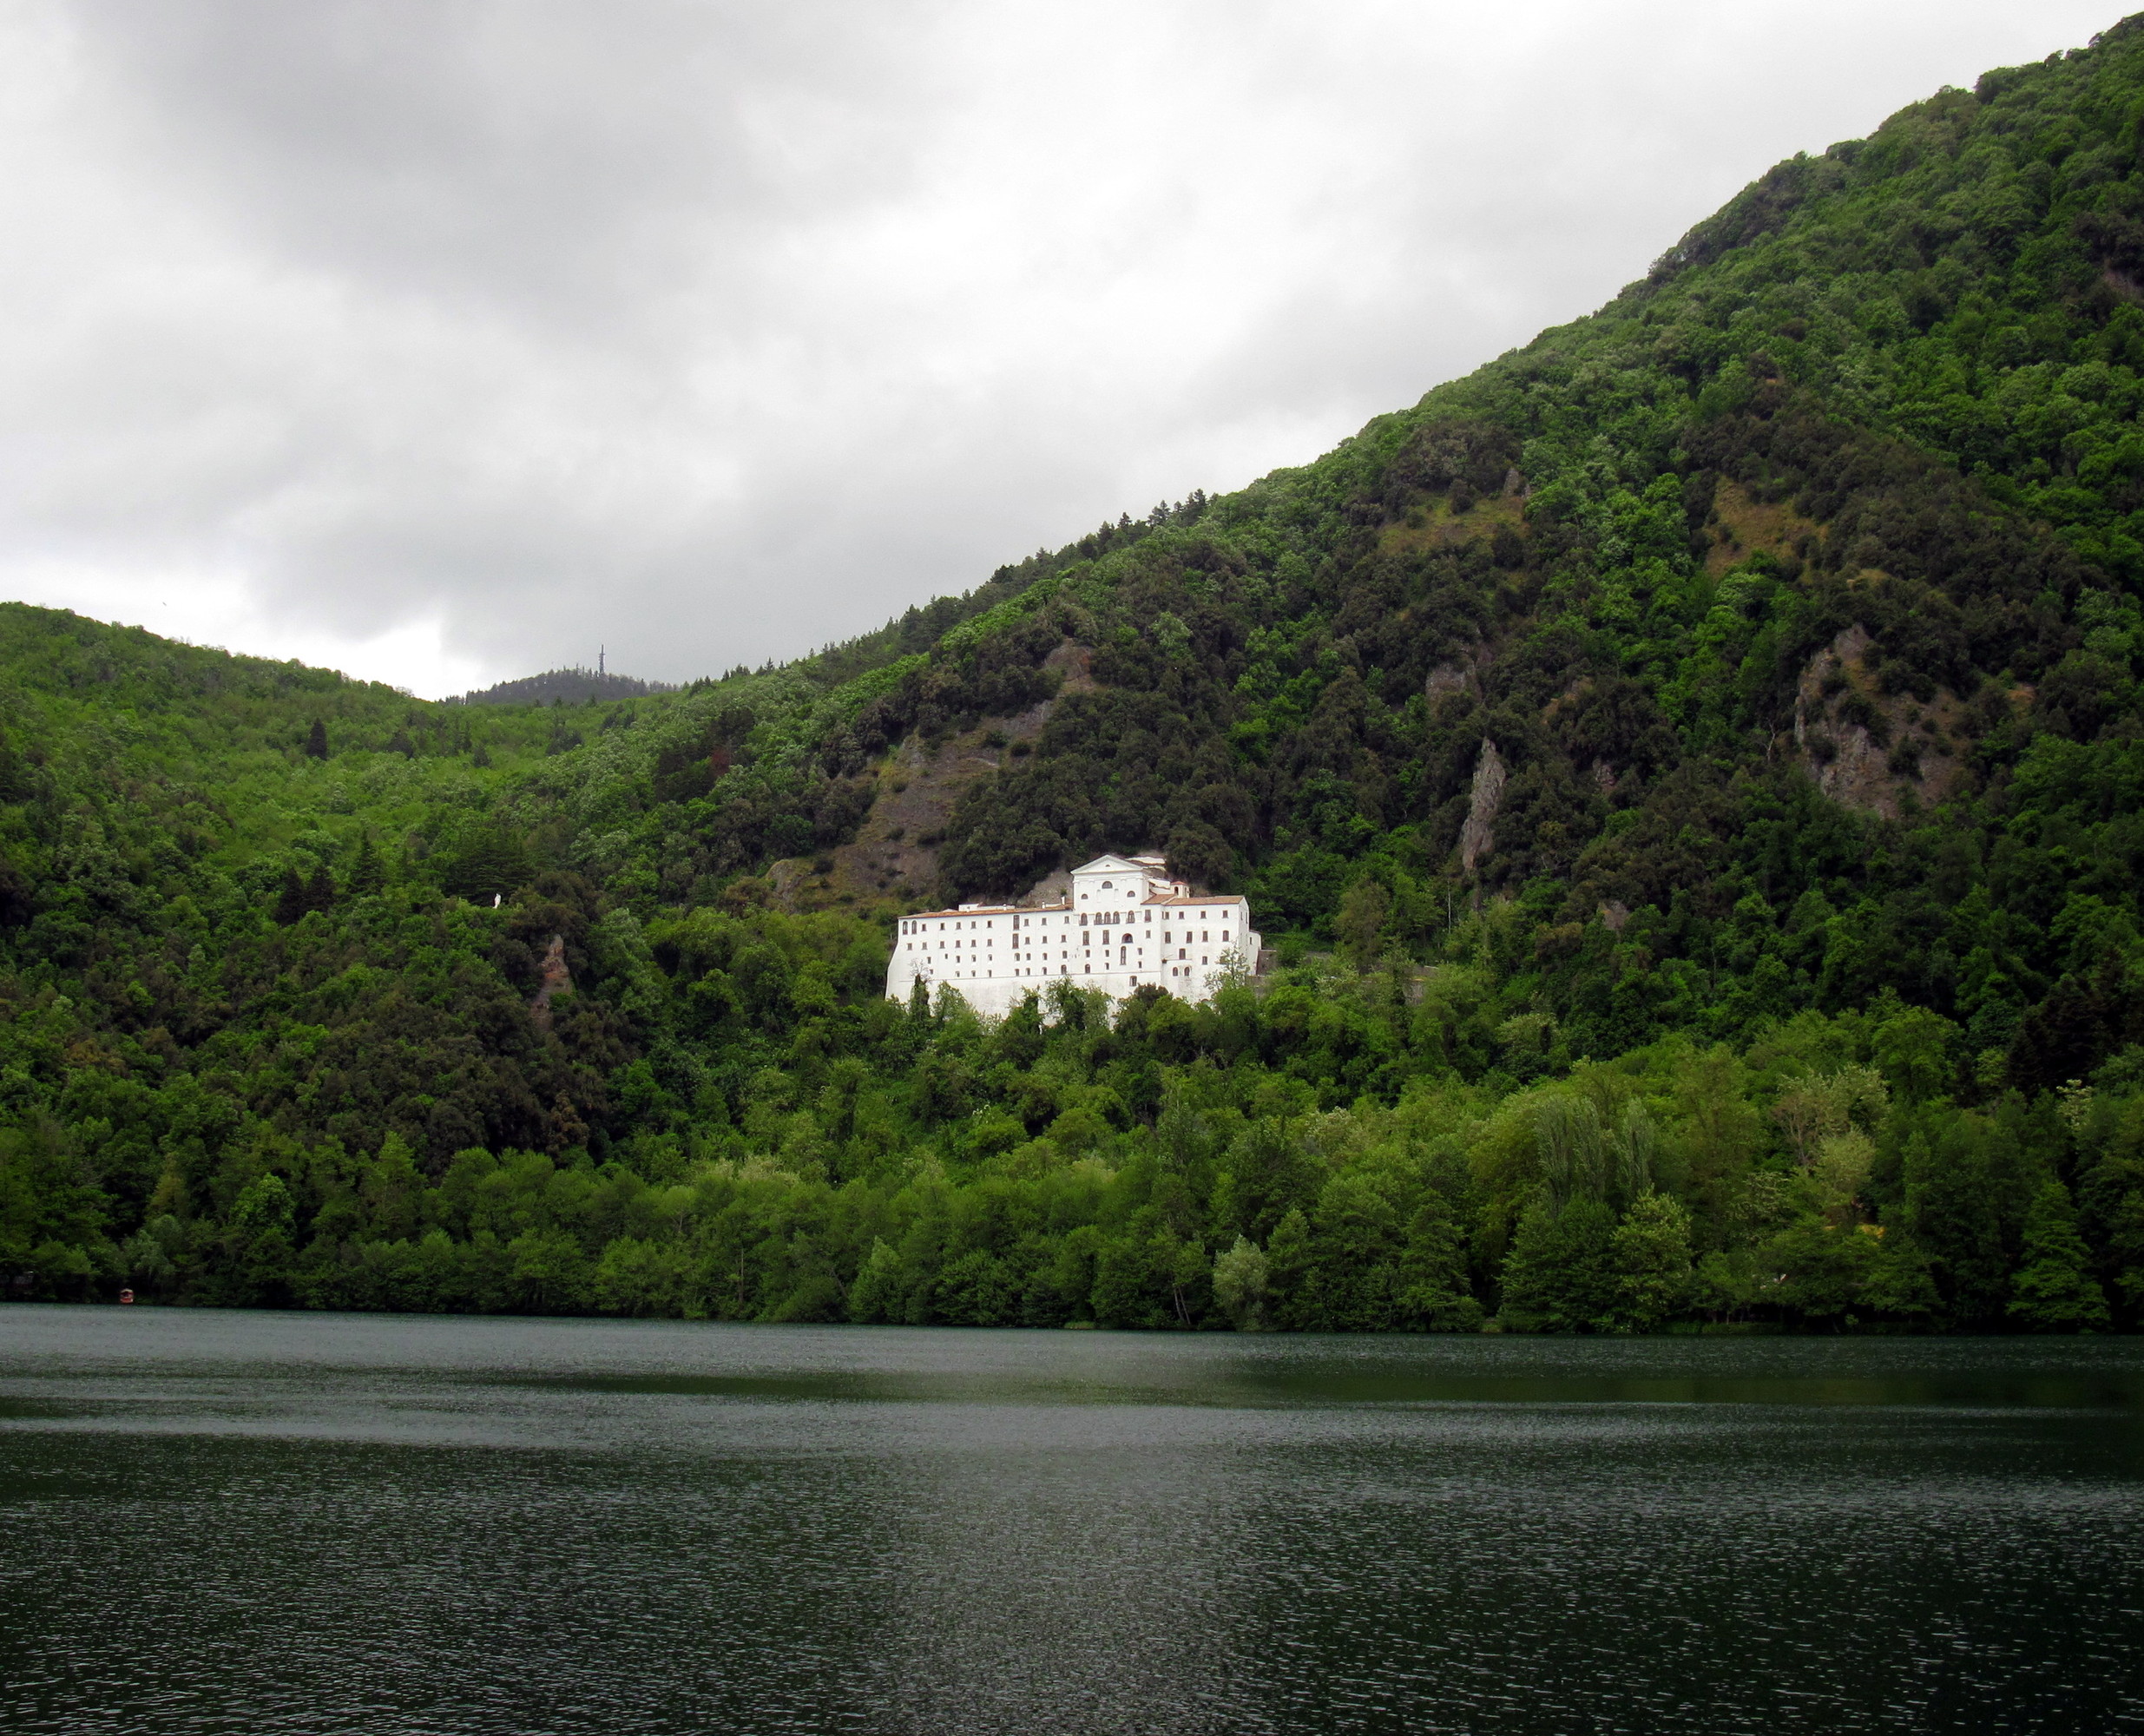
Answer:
[885, 896, 1259, 1016]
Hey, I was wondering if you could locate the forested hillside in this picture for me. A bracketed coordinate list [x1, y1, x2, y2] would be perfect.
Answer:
[457, 667, 677, 707]
[7, 23, 2144, 1332]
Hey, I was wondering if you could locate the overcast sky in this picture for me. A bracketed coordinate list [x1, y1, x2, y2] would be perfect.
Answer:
[0, 2, 2121, 696]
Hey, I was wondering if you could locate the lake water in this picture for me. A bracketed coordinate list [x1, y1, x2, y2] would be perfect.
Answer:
[1, 1311, 2140, 1734]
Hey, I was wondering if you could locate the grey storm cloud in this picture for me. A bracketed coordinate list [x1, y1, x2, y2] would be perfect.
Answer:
[0, 0, 2122, 694]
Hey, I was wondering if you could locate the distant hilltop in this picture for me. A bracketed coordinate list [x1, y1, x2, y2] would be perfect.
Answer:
[451, 667, 678, 707]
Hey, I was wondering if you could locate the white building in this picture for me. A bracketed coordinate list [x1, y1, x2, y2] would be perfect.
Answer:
[885, 852, 1262, 1017]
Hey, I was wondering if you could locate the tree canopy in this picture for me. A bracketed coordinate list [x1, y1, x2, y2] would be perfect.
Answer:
[10, 23, 2144, 1332]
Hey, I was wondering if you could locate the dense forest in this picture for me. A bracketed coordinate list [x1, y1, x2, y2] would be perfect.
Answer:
[456, 667, 677, 707]
[7, 23, 2144, 1333]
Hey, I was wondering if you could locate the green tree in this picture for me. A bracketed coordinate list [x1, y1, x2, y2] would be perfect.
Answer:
[1312, 1173, 1402, 1329]
[1396, 1194, 1481, 1331]
[1211, 1121, 1319, 1245]
[509, 1228, 589, 1312]
[1902, 1114, 2034, 1327]
[120, 1213, 187, 1297]
[362, 1133, 424, 1242]
[847, 1237, 904, 1324]
[1765, 1218, 1880, 1325]
[1335, 878, 1392, 971]
[349, 835, 385, 896]
[2009, 1179, 2110, 1332]
[1212, 1235, 1270, 1330]
[273, 868, 309, 925]
[1265, 1207, 1323, 1331]
[1608, 1193, 1693, 1332]
[221, 1174, 297, 1306]
[442, 830, 531, 902]
[937, 1248, 1016, 1325]
[1498, 1194, 1619, 1332]
[0, 1118, 109, 1289]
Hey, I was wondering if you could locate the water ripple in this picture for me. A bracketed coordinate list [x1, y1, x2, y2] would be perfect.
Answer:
[1, 1308, 2139, 1733]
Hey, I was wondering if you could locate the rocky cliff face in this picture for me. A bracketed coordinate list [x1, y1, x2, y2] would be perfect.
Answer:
[1792, 625, 1968, 820]
[1460, 739, 1507, 877]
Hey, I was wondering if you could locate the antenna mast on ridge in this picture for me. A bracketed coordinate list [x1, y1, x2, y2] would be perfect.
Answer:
[599, 643, 605, 678]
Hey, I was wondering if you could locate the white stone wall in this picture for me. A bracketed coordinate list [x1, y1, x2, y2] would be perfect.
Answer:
[885, 854, 1260, 1017]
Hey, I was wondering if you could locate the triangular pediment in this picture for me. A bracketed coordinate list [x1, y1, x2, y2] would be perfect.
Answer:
[1070, 854, 1148, 877]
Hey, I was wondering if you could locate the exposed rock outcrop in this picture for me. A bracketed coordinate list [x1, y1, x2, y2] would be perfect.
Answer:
[1460, 738, 1506, 876]
[529, 934, 572, 1029]
[1792, 625, 1965, 819]
[779, 644, 1101, 910]
[1424, 647, 1484, 702]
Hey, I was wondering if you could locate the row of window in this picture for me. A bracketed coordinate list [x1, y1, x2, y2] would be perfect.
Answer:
[906, 958, 1217, 981]
[904, 930, 1228, 953]
[898, 906, 1241, 936]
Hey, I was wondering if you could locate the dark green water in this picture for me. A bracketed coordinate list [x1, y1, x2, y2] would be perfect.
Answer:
[2, 1310, 2140, 1733]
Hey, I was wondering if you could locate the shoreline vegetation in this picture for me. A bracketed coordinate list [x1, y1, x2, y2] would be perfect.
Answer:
[10, 928, 2134, 1335]
[10, 24, 2144, 1331]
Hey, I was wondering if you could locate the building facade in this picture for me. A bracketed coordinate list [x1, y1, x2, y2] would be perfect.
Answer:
[885, 853, 1262, 1017]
